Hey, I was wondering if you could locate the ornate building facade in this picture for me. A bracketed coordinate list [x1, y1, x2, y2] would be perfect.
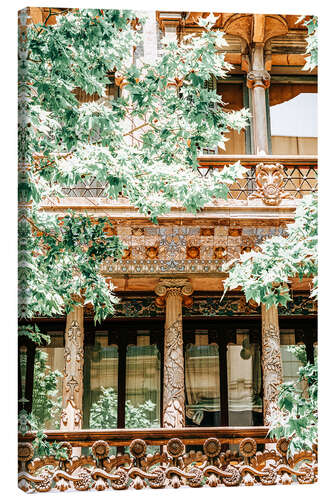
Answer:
[18, 8, 318, 491]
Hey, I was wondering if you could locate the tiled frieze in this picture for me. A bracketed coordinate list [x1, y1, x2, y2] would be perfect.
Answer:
[103, 223, 288, 275]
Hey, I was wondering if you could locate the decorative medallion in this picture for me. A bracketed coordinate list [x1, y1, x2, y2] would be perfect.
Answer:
[203, 438, 222, 458]
[167, 438, 185, 458]
[92, 440, 110, 460]
[129, 439, 147, 459]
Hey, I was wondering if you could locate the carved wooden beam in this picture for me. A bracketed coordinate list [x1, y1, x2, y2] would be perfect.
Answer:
[155, 279, 193, 428]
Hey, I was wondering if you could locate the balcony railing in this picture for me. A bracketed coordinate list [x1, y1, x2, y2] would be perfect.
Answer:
[61, 155, 317, 201]
[18, 426, 317, 492]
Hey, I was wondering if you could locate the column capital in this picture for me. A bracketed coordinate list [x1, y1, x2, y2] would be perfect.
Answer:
[247, 70, 271, 89]
[155, 278, 193, 298]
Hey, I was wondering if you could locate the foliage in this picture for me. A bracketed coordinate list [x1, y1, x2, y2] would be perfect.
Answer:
[30, 349, 63, 429]
[18, 410, 68, 460]
[268, 360, 318, 456]
[18, 209, 123, 323]
[287, 344, 308, 366]
[18, 347, 65, 458]
[222, 194, 317, 308]
[18, 8, 248, 324]
[18, 324, 51, 345]
[89, 387, 158, 429]
[297, 16, 318, 71]
[32, 430, 69, 460]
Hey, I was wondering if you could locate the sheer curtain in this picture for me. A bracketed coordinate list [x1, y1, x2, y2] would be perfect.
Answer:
[185, 333, 220, 426]
[125, 333, 160, 428]
[83, 332, 118, 429]
[227, 332, 262, 426]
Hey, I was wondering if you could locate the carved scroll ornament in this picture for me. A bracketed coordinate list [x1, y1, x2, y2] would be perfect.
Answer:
[155, 279, 193, 298]
[61, 317, 84, 430]
[249, 163, 293, 206]
[155, 279, 193, 428]
[18, 436, 317, 492]
[262, 323, 283, 424]
[246, 70, 270, 89]
[163, 317, 185, 428]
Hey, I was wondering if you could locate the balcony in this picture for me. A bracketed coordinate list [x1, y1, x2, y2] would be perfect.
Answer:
[18, 426, 317, 492]
[60, 155, 317, 202]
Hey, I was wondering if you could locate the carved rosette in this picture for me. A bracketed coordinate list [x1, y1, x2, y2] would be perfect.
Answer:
[249, 163, 293, 206]
[261, 305, 283, 425]
[155, 279, 193, 428]
[61, 308, 84, 431]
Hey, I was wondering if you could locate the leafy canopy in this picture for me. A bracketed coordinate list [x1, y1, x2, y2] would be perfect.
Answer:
[18, 8, 248, 324]
[222, 194, 317, 308]
[297, 16, 318, 72]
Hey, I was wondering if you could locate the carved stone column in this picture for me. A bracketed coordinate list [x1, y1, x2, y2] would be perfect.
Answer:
[261, 304, 283, 425]
[155, 279, 193, 428]
[247, 43, 270, 155]
[60, 306, 84, 431]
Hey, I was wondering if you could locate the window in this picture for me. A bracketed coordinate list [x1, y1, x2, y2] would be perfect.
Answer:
[280, 330, 303, 385]
[83, 328, 161, 430]
[125, 332, 161, 428]
[185, 331, 221, 426]
[32, 332, 64, 430]
[227, 331, 262, 426]
[269, 82, 317, 155]
[83, 332, 118, 429]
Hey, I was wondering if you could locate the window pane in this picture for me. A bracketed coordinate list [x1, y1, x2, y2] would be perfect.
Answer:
[280, 331, 304, 386]
[185, 340, 220, 426]
[32, 342, 64, 430]
[84, 333, 119, 429]
[227, 334, 262, 426]
[125, 340, 160, 428]
[269, 83, 317, 155]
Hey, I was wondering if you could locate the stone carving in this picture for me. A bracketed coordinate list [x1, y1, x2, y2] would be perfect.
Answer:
[60, 400, 82, 429]
[261, 306, 283, 425]
[163, 317, 185, 428]
[249, 163, 294, 206]
[247, 70, 271, 89]
[155, 279, 193, 428]
[155, 278, 193, 297]
[61, 312, 84, 431]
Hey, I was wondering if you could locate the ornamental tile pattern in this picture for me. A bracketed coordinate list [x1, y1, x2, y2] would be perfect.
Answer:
[105, 223, 288, 275]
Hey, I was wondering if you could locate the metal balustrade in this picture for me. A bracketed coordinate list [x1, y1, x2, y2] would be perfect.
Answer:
[61, 155, 317, 200]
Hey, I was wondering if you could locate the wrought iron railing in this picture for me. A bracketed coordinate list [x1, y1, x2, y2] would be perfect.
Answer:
[18, 426, 317, 492]
[61, 155, 317, 201]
